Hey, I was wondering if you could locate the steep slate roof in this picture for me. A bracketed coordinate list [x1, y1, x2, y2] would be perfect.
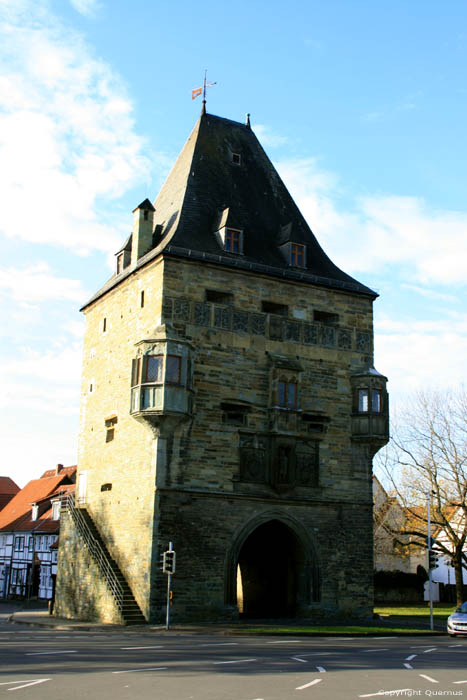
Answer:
[0, 477, 20, 511]
[0, 468, 76, 531]
[83, 111, 376, 309]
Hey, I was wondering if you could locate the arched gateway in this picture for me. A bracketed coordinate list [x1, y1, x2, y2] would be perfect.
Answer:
[226, 515, 320, 618]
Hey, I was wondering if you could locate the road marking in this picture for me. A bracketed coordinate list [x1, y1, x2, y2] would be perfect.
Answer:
[112, 667, 167, 674]
[120, 646, 164, 650]
[316, 666, 326, 672]
[419, 674, 439, 683]
[362, 648, 389, 653]
[213, 658, 257, 665]
[199, 642, 239, 647]
[359, 691, 413, 699]
[267, 640, 300, 644]
[449, 644, 463, 648]
[423, 647, 437, 653]
[292, 657, 308, 663]
[25, 650, 78, 656]
[371, 636, 396, 639]
[296, 679, 323, 690]
[403, 663, 413, 669]
[453, 681, 467, 684]
[292, 652, 333, 657]
[0, 680, 51, 692]
[405, 654, 417, 661]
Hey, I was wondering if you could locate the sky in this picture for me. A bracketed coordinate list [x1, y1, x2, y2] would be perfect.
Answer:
[1, 0, 466, 486]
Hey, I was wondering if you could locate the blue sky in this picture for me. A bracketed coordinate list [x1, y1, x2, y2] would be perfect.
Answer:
[1, 0, 466, 485]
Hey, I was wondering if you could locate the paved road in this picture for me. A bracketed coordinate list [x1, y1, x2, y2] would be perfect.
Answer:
[1, 620, 466, 699]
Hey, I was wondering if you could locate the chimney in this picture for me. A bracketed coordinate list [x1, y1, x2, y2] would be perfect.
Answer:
[131, 199, 155, 266]
[56, 464, 63, 475]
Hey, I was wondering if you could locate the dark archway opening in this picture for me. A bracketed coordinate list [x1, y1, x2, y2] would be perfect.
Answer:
[237, 519, 304, 618]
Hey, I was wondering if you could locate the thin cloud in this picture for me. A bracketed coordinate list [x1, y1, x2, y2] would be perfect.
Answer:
[275, 158, 467, 286]
[69, 0, 101, 17]
[0, 0, 150, 255]
[0, 262, 88, 303]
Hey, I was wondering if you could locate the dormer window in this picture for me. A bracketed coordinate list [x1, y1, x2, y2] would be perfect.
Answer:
[231, 152, 241, 165]
[31, 504, 39, 521]
[290, 243, 305, 268]
[224, 228, 242, 254]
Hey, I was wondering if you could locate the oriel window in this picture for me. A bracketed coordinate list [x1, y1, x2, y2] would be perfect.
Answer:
[144, 355, 164, 383]
[166, 355, 182, 384]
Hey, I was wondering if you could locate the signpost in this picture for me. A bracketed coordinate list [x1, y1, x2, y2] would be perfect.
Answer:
[162, 541, 176, 631]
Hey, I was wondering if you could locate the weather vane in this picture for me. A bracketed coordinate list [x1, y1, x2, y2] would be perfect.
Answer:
[192, 70, 216, 112]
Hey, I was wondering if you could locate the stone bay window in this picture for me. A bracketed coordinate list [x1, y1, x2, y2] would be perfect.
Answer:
[130, 328, 193, 423]
[351, 366, 389, 451]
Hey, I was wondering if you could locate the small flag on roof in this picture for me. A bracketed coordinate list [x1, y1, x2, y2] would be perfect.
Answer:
[192, 71, 216, 103]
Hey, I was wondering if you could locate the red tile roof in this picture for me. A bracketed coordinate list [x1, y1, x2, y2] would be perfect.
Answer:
[0, 477, 20, 511]
[40, 465, 77, 479]
[0, 467, 76, 532]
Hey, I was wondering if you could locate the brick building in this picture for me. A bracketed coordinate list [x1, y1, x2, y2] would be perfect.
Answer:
[55, 109, 389, 623]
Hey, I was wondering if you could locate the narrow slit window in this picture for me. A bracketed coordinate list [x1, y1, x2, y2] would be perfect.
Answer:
[140, 290, 145, 308]
[278, 381, 297, 409]
[372, 389, 382, 413]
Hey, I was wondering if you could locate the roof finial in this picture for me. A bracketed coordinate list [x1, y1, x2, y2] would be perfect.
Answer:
[191, 70, 216, 114]
[246, 113, 251, 128]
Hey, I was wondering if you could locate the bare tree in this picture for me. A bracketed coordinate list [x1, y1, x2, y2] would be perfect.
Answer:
[376, 388, 467, 605]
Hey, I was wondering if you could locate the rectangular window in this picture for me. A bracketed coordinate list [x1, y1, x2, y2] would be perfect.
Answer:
[205, 289, 233, 305]
[144, 355, 163, 383]
[278, 381, 297, 409]
[14, 537, 24, 552]
[166, 355, 182, 384]
[262, 301, 288, 316]
[28, 537, 34, 552]
[290, 243, 305, 267]
[140, 290, 145, 308]
[116, 253, 124, 274]
[372, 389, 382, 413]
[314, 310, 339, 325]
[52, 501, 61, 520]
[132, 357, 141, 386]
[358, 389, 369, 412]
[103, 317, 107, 333]
[225, 229, 241, 254]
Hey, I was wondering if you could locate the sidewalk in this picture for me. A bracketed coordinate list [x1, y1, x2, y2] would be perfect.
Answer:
[6, 607, 446, 635]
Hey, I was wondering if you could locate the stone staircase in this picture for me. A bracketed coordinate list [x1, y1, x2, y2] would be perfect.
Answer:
[64, 496, 146, 625]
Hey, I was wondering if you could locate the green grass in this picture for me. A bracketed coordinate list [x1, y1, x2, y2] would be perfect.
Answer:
[374, 603, 455, 618]
[234, 625, 440, 636]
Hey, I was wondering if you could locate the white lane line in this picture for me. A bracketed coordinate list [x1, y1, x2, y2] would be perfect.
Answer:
[316, 666, 326, 672]
[405, 654, 417, 661]
[453, 680, 467, 684]
[419, 674, 439, 684]
[120, 646, 164, 650]
[199, 643, 239, 647]
[359, 692, 412, 699]
[8, 679, 51, 692]
[293, 652, 333, 657]
[291, 657, 308, 663]
[213, 658, 257, 665]
[267, 640, 300, 644]
[403, 663, 413, 669]
[112, 667, 167, 674]
[0, 680, 51, 687]
[449, 644, 464, 648]
[423, 648, 437, 653]
[371, 636, 396, 639]
[25, 650, 77, 656]
[296, 679, 323, 690]
[362, 648, 389, 653]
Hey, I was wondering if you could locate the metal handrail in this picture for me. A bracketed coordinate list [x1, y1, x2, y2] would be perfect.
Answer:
[62, 494, 126, 611]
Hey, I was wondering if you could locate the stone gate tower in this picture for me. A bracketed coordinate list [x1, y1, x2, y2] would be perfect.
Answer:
[55, 110, 389, 623]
